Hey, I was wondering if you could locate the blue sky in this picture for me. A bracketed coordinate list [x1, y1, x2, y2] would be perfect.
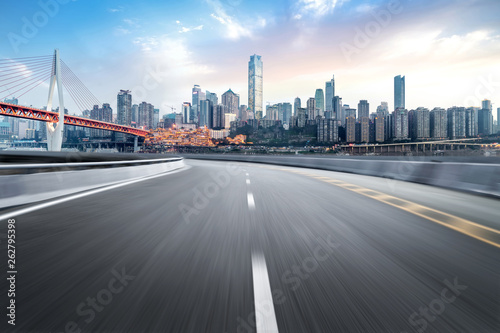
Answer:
[1, 0, 500, 117]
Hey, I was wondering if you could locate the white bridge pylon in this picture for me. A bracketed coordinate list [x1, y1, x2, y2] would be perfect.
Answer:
[46, 49, 64, 151]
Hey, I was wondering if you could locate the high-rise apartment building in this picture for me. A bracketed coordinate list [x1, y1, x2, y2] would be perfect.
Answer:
[317, 118, 338, 142]
[346, 116, 356, 143]
[430, 108, 447, 139]
[392, 108, 409, 140]
[359, 117, 370, 143]
[248, 54, 263, 119]
[394, 75, 405, 110]
[315, 89, 325, 117]
[117, 90, 132, 126]
[409, 107, 430, 140]
[375, 116, 385, 142]
[138, 102, 154, 129]
[465, 108, 477, 137]
[447, 107, 466, 139]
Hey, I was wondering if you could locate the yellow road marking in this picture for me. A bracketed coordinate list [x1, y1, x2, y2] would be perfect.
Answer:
[302, 173, 500, 249]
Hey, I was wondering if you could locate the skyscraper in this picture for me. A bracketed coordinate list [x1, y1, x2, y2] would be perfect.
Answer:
[325, 76, 335, 114]
[248, 54, 263, 119]
[206, 91, 218, 107]
[306, 98, 316, 120]
[199, 99, 213, 128]
[222, 89, 239, 115]
[333, 96, 342, 121]
[182, 102, 191, 124]
[409, 107, 430, 140]
[117, 90, 132, 125]
[392, 108, 409, 140]
[394, 75, 405, 110]
[153, 108, 160, 129]
[430, 108, 447, 139]
[315, 89, 325, 117]
[191, 85, 205, 124]
[358, 100, 369, 119]
[294, 97, 301, 116]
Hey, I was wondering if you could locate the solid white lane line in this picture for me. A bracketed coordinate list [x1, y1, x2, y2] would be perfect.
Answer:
[246, 179, 251, 185]
[252, 252, 279, 333]
[0, 166, 190, 221]
[247, 192, 256, 210]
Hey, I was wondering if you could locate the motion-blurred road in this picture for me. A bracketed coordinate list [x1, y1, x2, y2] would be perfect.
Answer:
[1, 159, 498, 332]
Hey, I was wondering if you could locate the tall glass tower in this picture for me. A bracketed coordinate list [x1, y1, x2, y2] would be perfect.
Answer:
[325, 75, 335, 113]
[248, 54, 263, 119]
[394, 75, 405, 110]
[315, 89, 325, 117]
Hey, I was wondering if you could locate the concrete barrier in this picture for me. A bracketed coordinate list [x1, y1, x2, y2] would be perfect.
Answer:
[181, 154, 500, 198]
[0, 156, 184, 209]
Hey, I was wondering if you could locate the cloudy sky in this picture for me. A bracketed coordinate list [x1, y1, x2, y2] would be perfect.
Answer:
[1, 0, 500, 118]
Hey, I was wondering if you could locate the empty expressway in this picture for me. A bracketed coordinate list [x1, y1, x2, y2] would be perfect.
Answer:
[0, 159, 498, 332]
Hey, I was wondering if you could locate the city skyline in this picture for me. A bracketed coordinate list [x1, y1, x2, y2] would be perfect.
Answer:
[1, 0, 499, 119]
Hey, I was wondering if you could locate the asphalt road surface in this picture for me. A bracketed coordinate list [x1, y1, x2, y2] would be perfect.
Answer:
[0, 159, 498, 332]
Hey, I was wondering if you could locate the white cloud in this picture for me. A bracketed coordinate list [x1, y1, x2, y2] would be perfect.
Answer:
[123, 18, 140, 27]
[206, 0, 252, 39]
[132, 36, 213, 76]
[294, 0, 348, 18]
[107, 7, 123, 13]
[114, 27, 131, 35]
[355, 3, 376, 14]
[179, 25, 204, 33]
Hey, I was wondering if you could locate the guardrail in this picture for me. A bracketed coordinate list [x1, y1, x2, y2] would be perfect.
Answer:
[181, 154, 500, 198]
[0, 157, 183, 175]
[0, 154, 184, 209]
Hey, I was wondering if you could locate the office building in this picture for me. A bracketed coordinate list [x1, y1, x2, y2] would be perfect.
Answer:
[213, 104, 226, 129]
[153, 108, 160, 129]
[315, 89, 325, 117]
[294, 97, 301, 116]
[332, 96, 342, 121]
[325, 76, 335, 115]
[306, 98, 316, 120]
[248, 54, 263, 119]
[394, 75, 405, 110]
[358, 100, 369, 119]
[199, 100, 213, 128]
[222, 89, 239, 115]
[377, 102, 389, 116]
[182, 102, 191, 124]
